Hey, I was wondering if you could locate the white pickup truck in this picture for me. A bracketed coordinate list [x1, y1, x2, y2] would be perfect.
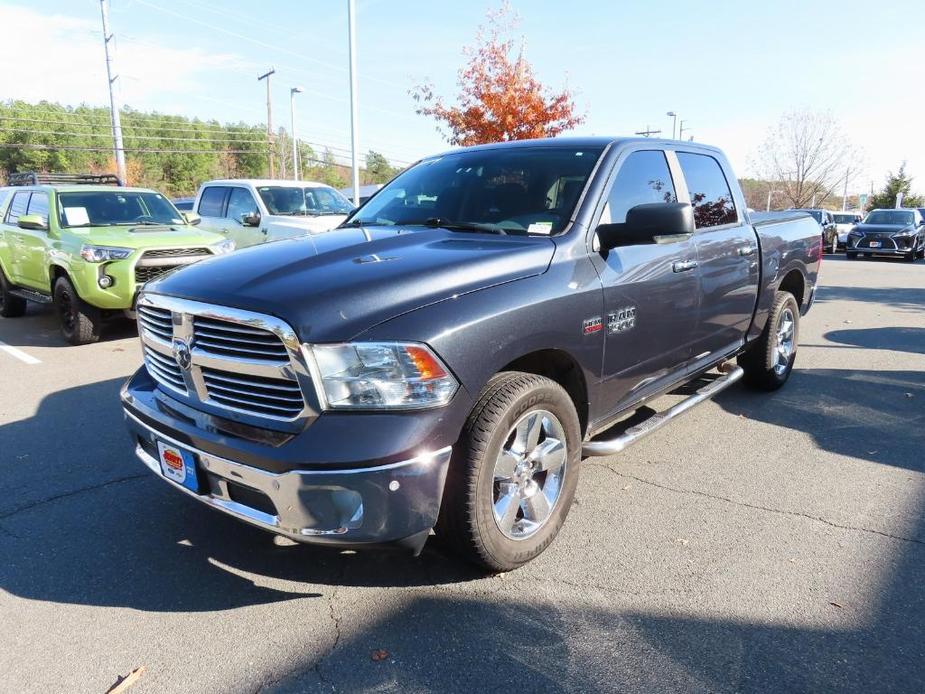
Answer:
[192, 179, 355, 248]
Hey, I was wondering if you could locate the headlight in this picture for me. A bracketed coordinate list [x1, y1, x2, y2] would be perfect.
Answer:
[307, 342, 458, 410]
[79, 245, 133, 262]
[893, 228, 916, 236]
[212, 239, 236, 254]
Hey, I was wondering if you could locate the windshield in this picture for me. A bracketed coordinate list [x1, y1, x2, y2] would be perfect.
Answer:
[864, 210, 914, 225]
[344, 145, 606, 234]
[833, 214, 857, 224]
[257, 186, 354, 216]
[57, 191, 184, 227]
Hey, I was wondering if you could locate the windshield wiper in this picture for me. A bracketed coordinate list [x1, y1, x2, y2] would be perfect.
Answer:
[419, 217, 506, 234]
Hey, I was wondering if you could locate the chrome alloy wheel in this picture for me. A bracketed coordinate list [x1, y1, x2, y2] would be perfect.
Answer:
[774, 307, 796, 376]
[491, 409, 567, 540]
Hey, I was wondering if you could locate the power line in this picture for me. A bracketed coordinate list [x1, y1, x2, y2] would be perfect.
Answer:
[0, 108, 263, 133]
[0, 127, 267, 144]
[0, 142, 260, 154]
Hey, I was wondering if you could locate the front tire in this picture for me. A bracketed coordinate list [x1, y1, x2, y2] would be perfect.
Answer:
[0, 268, 27, 318]
[738, 291, 800, 391]
[436, 372, 581, 572]
[54, 276, 101, 345]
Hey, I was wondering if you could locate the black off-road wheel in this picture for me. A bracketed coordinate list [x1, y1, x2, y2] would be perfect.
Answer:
[738, 291, 800, 391]
[54, 276, 101, 345]
[0, 268, 27, 318]
[436, 372, 581, 572]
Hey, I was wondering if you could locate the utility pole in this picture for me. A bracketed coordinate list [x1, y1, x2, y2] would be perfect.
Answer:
[666, 111, 677, 140]
[258, 68, 276, 178]
[347, 0, 361, 207]
[98, 0, 126, 185]
[679, 120, 689, 141]
[290, 87, 303, 181]
[634, 125, 661, 138]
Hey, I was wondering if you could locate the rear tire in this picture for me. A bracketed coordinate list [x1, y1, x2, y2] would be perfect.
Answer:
[738, 291, 800, 391]
[54, 276, 101, 345]
[436, 372, 581, 573]
[0, 268, 27, 318]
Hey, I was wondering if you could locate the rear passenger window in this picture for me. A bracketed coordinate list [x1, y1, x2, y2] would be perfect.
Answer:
[27, 192, 49, 225]
[198, 187, 226, 217]
[677, 152, 737, 228]
[602, 150, 677, 224]
[6, 192, 30, 224]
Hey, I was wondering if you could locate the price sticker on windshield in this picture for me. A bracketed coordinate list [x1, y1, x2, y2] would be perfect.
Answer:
[527, 222, 553, 235]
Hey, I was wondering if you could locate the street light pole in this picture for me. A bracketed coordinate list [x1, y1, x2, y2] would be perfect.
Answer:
[290, 87, 303, 181]
[258, 68, 276, 178]
[347, 0, 361, 207]
[678, 119, 688, 141]
[667, 111, 677, 140]
[98, 0, 126, 185]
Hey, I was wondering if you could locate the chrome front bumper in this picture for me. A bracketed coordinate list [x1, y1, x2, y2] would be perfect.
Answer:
[125, 410, 452, 548]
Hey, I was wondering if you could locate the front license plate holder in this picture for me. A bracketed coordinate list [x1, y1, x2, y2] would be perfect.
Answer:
[869, 240, 881, 248]
[156, 440, 199, 493]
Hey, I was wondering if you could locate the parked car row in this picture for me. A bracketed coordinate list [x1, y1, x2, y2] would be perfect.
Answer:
[791, 206, 925, 262]
[0, 173, 356, 343]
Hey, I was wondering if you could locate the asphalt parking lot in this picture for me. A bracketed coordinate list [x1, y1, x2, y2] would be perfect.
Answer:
[1, 256, 923, 693]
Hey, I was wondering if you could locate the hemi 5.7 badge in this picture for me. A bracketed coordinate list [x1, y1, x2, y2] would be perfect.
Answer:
[582, 317, 603, 335]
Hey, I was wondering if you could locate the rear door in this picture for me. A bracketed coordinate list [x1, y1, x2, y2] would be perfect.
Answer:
[590, 148, 700, 417]
[676, 151, 759, 363]
[15, 191, 52, 291]
[195, 186, 230, 238]
[3, 191, 32, 284]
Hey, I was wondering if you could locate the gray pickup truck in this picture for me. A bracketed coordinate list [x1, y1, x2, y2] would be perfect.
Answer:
[121, 138, 821, 571]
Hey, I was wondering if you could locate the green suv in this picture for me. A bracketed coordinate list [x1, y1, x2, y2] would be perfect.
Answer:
[0, 173, 234, 344]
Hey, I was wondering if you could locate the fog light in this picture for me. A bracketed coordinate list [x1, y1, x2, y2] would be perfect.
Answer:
[98, 275, 113, 288]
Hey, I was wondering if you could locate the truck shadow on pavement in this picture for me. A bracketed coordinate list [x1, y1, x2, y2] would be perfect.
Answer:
[717, 368, 925, 473]
[823, 326, 925, 355]
[814, 283, 925, 313]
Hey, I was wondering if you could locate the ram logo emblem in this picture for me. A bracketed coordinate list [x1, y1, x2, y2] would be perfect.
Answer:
[608, 307, 637, 333]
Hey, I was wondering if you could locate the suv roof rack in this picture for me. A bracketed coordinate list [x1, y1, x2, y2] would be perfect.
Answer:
[7, 172, 123, 187]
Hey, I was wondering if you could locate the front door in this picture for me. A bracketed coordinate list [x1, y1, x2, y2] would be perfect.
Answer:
[590, 149, 700, 418]
[195, 186, 230, 240]
[15, 191, 52, 291]
[224, 187, 265, 248]
[676, 151, 759, 362]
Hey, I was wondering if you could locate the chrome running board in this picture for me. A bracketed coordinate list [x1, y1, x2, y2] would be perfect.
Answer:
[582, 365, 744, 457]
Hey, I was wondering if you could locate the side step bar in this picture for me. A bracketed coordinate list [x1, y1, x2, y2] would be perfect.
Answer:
[10, 287, 52, 304]
[582, 365, 744, 457]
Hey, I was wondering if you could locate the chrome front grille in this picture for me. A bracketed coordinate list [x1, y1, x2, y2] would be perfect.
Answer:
[136, 294, 313, 427]
[137, 305, 173, 341]
[193, 317, 290, 362]
[201, 368, 304, 418]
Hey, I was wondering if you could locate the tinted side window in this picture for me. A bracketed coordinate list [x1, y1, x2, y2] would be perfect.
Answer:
[198, 187, 227, 217]
[6, 192, 30, 224]
[27, 192, 49, 225]
[603, 150, 677, 224]
[226, 187, 258, 222]
[677, 152, 737, 228]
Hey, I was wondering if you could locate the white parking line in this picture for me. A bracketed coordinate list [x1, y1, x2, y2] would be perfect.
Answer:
[0, 340, 41, 365]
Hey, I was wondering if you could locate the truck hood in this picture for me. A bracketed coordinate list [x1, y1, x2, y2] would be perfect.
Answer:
[67, 224, 225, 249]
[146, 225, 556, 341]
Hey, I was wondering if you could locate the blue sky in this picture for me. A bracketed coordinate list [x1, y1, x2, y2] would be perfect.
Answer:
[3, 0, 923, 192]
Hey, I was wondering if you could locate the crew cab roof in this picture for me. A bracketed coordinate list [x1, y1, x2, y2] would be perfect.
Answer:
[424, 136, 726, 159]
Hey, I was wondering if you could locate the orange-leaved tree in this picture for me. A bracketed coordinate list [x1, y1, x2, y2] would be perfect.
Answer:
[410, 2, 584, 146]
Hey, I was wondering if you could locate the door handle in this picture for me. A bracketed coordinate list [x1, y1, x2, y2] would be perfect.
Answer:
[672, 259, 698, 273]
[737, 246, 756, 256]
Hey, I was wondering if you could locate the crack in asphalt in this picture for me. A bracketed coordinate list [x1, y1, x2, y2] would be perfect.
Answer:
[0, 473, 149, 521]
[586, 462, 925, 547]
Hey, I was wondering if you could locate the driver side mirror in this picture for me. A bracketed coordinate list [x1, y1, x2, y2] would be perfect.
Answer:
[181, 212, 201, 226]
[17, 214, 48, 231]
[596, 202, 695, 251]
[241, 212, 261, 227]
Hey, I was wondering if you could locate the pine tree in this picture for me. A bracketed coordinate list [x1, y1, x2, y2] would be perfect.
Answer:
[867, 164, 923, 210]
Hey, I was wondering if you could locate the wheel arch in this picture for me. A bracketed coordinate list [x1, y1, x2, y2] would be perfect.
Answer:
[500, 348, 590, 437]
[777, 268, 806, 309]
